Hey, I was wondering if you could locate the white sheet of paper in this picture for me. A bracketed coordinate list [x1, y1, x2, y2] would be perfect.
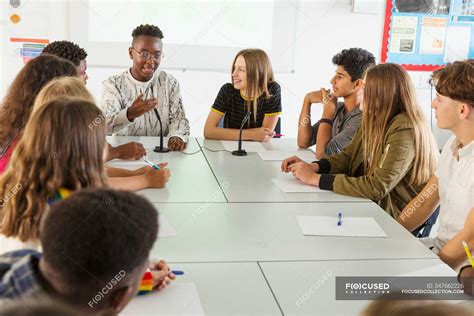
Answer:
[220, 140, 266, 152]
[400, 264, 457, 277]
[159, 214, 177, 237]
[272, 177, 326, 193]
[107, 158, 147, 167]
[444, 26, 471, 63]
[258, 150, 316, 162]
[121, 282, 204, 315]
[296, 215, 388, 238]
[419, 17, 447, 54]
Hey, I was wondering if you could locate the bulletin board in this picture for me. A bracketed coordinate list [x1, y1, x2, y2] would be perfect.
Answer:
[381, 0, 474, 71]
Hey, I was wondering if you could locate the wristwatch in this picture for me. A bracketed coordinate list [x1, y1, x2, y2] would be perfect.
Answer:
[319, 118, 333, 126]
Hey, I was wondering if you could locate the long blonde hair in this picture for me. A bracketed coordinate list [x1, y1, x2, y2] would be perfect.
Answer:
[232, 49, 275, 122]
[0, 97, 107, 241]
[362, 63, 437, 186]
[33, 76, 95, 113]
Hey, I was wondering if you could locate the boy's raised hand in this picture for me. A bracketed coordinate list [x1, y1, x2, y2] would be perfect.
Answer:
[126, 93, 158, 121]
[304, 90, 323, 105]
[321, 88, 338, 119]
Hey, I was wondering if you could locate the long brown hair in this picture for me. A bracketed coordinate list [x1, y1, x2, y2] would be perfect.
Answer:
[0, 54, 77, 147]
[0, 97, 108, 242]
[232, 49, 275, 122]
[362, 63, 437, 186]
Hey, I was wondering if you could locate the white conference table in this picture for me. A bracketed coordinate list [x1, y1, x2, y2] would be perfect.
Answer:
[151, 202, 437, 263]
[123, 262, 281, 315]
[197, 138, 369, 203]
[260, 259, 470, 316]
[106, 136, 469, 315]
[106, 136, 226, 203]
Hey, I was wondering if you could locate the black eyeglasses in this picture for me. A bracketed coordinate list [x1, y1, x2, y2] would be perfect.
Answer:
[131, 48, 164, 61]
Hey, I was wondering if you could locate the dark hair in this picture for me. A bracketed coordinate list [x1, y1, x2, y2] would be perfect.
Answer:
[0, 54, 77, 147]
[332, 48, 376, 81]
[132, 24, 164, 40]
[42, 41, 87, 67]
[41, 189, 158, 302]
[431, 59, 474, 107]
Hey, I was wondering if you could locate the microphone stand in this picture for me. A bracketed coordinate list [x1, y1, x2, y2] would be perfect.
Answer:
[153, 108, 169, 153]
[232, 111, 252, 156]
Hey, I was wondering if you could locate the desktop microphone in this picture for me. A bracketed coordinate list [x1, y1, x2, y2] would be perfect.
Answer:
[153, 108, 169, 153]
[232, 111, 252, 156]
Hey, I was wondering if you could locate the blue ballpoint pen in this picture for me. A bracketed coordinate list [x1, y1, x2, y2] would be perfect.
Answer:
[337, 212, 342, 226]
[171, 270, 184, 275]
[144, 159, 161, 170]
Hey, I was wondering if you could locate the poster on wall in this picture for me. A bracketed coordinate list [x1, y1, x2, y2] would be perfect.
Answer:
[381, 0, 474, 71]
[10, 37, 49, 64]
[389, 16, 418, 53]
[419, 17, 447, 54]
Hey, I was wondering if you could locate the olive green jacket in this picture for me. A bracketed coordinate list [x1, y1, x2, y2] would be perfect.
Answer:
[318, 113, 428, 219]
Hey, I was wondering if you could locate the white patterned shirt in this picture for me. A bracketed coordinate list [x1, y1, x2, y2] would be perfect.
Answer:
[100, 69, 190, 141]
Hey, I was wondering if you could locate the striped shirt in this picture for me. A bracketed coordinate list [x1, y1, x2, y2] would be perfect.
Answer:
[211, 82, 282, 129]
[310, 102, 362, 156]
[100, 69, 190, 141]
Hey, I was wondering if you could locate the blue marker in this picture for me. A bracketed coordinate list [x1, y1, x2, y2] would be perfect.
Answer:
[171, 270, 184, 276]
[337, 212, 342, 226]
[144, 159, 161, 170]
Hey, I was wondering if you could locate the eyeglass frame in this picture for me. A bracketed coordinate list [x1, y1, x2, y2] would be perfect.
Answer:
[130, 47, 164, 61]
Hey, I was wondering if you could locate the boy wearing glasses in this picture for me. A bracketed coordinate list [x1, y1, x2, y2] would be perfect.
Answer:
[100, 24, 190, 151]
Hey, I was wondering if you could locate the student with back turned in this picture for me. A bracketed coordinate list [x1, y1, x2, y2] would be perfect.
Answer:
[42, 40, 147, 161]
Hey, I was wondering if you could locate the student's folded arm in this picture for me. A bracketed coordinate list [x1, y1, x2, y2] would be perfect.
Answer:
[438, 208, 474, 270]
[107, 176, 147, 191]
[325, 128, 416, 201]
[315, 122, 332, 159]
[264, 82, 282, 132]
[396, 176, 440, 231]
[320, 127, 360, 175]
[262, 113, 280, 131]
[297, 103, 314, 149]
[105, 165, 140, 177]
[204, 109, 257, 141]
[204, 84, 242, 140]
[323, 114, 362, 157]
[103, 143, 116, 161]
[100, 80, 133, 134]
[167, 79, 190, 142]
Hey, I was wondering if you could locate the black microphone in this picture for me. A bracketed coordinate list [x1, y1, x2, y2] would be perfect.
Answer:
[232, 111, 252, 156]
[153, 108, 169, 153]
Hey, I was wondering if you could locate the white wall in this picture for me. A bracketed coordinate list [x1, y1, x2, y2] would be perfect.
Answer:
[86, 0, 387, 138]
[1, 0, 453, 147]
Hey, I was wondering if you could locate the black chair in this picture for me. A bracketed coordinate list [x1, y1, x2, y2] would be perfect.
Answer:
[411, 206, 440, 238]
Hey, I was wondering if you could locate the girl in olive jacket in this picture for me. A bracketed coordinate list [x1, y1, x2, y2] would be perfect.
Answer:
[282, 63, 439, 219]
